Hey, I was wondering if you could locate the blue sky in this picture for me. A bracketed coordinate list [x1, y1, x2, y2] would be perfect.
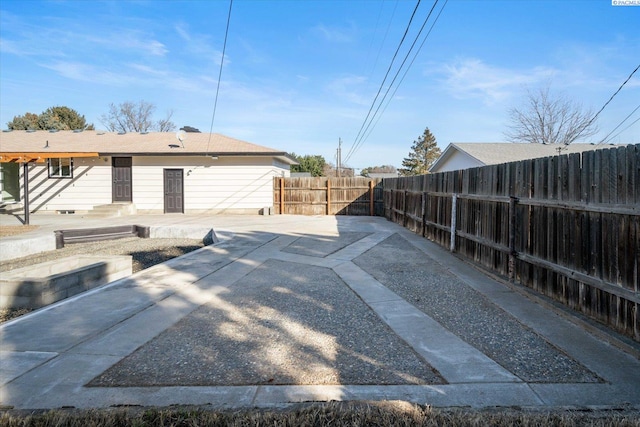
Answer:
[1, 0, 638, 171]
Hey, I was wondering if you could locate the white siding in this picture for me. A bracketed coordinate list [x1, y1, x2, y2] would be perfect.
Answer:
[133, 156, 287, 213]
[25, 157, 112, 212]
[431, 151, 484, 173]
[22, 155, 289, 213]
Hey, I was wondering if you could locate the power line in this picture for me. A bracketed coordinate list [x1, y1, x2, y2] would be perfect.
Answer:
[364, 0, 399, 85]
[206, 0, 233, 154]
[357, 0, 448, 156]
[344, 0, 423, 164]
[592, 63, 639, 145]
[344, 0, 445, 164]
[599, 103, 640, 144]
[602, 115, 640, 145]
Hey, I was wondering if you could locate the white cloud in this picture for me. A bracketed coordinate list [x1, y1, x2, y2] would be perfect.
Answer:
[40, 60, 129, 86]
[86, 32, 168, 57]
[174, 23, 191, 42]
[325, 75, 369, 106]
[311, 23, 355, 43]
[435, 58, 556, 105]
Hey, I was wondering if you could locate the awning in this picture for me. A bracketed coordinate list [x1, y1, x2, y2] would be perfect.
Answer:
[0, 152, 100, 163]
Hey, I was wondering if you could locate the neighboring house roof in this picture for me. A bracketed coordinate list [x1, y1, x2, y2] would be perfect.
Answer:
[367, 172, 399, 178]
[0, 130, 298, 164]
[429, 142, 624, 173]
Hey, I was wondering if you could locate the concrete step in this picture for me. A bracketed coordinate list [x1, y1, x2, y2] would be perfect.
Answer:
[87, 203, 137, 218]
[0, 202, 24, 214]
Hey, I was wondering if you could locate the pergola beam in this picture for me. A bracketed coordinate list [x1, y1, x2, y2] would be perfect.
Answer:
[0, 152, 100, 163]
[0, 152, 100, 225]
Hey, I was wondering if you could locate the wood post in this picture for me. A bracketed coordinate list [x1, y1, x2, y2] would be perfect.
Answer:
[326, 179, 331, 215]
[279, 177, 284, 214]
[450, 193, 457, 252]
[23, 162, 30, 225]
[421, 191, 427, 237]
[509, 196, 518, 282]
[369, 180, 374, 216]
[403, 190, 408, 227]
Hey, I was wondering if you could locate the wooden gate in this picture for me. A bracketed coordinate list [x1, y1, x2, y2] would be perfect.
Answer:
[274, 177, 383, 215]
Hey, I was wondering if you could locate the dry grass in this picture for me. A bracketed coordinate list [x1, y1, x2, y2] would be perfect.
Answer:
[0, 225, 39, 238]
[1, 402, 639, 427]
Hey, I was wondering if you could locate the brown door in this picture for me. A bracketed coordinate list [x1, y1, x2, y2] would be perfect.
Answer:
[164, 169, 184, 213]
[112, 157, 132, 202]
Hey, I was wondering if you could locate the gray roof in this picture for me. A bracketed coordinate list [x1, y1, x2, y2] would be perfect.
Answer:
[0, 130, 298, 164]
[430, 142, 625, 172]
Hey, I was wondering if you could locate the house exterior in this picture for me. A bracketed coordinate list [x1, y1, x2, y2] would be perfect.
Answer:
[429, 142, 622, 173]
[0, 130, 297, 214]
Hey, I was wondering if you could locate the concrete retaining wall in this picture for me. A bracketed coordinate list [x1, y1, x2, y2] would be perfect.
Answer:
[0, 255, 132, 309]
[0, 234, 57, 262]
[149, 226, 220, 245]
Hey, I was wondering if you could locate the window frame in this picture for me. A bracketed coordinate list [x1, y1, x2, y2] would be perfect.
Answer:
[48, 157, 73, 179]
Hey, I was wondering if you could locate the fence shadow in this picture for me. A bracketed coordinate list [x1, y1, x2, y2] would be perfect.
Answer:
[383, 144, 639, 342]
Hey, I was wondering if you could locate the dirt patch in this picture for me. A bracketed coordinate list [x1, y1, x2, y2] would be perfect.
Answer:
[0, 225, 39, 238]
[0, 237, 205, 323]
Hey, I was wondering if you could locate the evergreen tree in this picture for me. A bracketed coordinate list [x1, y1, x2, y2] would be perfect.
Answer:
[399, 127, 441, 176]
[289, 153, 327, 177]
[7, 106, 94, 130]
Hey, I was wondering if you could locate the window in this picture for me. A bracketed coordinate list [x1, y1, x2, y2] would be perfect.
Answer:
[48, 158, 73, 178]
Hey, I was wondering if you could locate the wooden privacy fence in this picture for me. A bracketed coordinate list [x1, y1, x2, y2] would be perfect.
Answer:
[274, 177, 384, 215]
[384, 144, 639, 341]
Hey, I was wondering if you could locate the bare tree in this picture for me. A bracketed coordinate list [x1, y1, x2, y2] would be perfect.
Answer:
[100, 100, 175, 133]
[504, 86, 598, 145]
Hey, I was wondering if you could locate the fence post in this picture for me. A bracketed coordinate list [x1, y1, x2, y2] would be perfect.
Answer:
[369, 180, 375, 216]
[421, 191, 427, 237]
[509, 196, 518, 282]
[326, 179, 331, 215]
[279, 177, 284, 214]
[450, 193, 457, 252]
[403, 190, 408, 227]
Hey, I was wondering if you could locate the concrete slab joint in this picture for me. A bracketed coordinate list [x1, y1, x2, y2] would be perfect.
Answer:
[0, 214, 639, 411]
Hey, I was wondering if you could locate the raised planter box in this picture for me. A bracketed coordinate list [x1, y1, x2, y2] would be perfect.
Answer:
[54, 225, 151, 248]
[0, 255, 132, 310]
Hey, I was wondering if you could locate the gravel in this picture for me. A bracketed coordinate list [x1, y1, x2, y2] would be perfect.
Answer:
[353, 233, 602, 384]
[2, 228, 603, 386]
[89, 257, 445, 387]
[0, 236, 205, 274]
[0, 236, 205, 322]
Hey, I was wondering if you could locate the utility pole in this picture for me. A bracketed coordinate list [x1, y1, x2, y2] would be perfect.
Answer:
[337, 138, 342, 177]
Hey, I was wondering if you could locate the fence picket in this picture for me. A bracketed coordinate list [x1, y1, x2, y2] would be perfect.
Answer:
[378, 144, 639, 341]
[275, 145, 639, 340]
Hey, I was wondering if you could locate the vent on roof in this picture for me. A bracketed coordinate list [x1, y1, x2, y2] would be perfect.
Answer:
[168, 144, 180, 148]
[140, 131, 149, 135]
[73, 129, 83, 133]
[180, 126, 201, 133]
[118, 131, 126, 135]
